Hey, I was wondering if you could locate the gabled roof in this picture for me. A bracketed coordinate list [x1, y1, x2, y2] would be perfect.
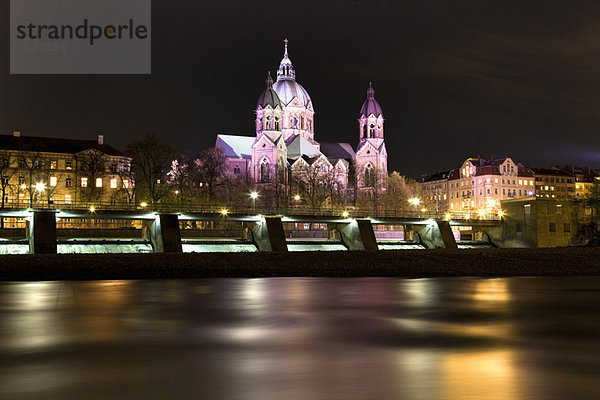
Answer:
[0, 134, 127, 157]
[286, 134, 321, 158]
[319, 141, 355, 160]
[475, 165, 501, 176]
[532, 168, 575, 177]
[216, 134, 254, 159]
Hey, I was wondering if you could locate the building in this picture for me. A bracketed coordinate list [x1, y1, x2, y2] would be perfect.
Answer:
[0, 131, 133, 208]
[552, 165, 599, 199]
[531, 168, 575, 199]
[421, 156, 535, 215]
[420, 170, 450, 212]
[496, 197, 594, 247]
[215, 40, 388, 201]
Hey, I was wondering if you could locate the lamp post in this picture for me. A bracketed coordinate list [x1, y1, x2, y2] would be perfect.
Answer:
[35, 182, 46, 206]
[250, 191, 258, 213]
[408, 197, 420, 216]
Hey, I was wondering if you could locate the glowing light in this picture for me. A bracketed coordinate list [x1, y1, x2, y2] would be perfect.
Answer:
[174, 190, 179, 195]
[465, 213, 471, 220]
[445, 213, 451, 221]
[35, 182, 45, 192]
[250, 191, 259, 200]
[140, 202, 148, 208]
[408, 197, 421, 206]
[294, 194, 301, 201]
[420, 208, 427, 213]
[487, 200, 496, 207]
[498, 210, 505, 218]
[478, 209, 486, 217]
[342, 211, 349, 218]
[20, 184, 27, 190]
[220, 209, 229, 216]
[89, 206, 96, 213]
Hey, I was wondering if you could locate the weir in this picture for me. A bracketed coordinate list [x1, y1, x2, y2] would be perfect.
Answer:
[0, 209, 502, 254]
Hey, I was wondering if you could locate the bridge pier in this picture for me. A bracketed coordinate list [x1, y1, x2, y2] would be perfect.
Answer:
[144, 214, 183, 253]
[411, 220, 457, 249]
[246, 216, 288, 252]
[27, 210, 58, 254]
[331, 218, 379, 251]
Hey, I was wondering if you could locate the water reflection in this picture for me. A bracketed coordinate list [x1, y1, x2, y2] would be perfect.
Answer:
[0, 277, 599, 399]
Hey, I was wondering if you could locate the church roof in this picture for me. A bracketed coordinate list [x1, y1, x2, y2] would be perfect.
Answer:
[256, 72, 281, 109]
[286, 134, 321, 158]
[273, 39, 312, 107]
[216, 134, 254, 159]
[320, 141, 355, 160]
[359, 83, 383, 117]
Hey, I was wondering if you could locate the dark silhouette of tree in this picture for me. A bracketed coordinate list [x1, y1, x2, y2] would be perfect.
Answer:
[125, 134, 176, 205]
[195, 147, 226, 204]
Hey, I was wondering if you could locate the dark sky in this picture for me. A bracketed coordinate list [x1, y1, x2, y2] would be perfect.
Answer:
[2, 0, 600, 177]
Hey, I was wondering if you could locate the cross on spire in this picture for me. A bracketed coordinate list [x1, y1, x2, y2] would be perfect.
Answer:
[284, 38, 288, 55]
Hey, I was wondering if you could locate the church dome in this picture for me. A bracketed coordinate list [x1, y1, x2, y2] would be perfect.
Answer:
[273, 39, 313, 108]
[360, 83, 383, 117]
[273, 79, 312, 107]
[256, 72, 281, 109]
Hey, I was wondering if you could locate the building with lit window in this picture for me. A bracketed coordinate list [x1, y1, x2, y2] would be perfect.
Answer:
[531, 168, 575, 199]
[215, 40, 388, 200]
[0, 132, 133, 207]
[551, 165, 599, 199]
[421, 156, 535, 215]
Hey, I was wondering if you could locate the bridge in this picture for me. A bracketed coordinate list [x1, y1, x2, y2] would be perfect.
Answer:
[0, 204, 503, 254]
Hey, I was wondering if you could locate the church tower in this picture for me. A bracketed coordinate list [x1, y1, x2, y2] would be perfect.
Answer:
[355, 83, 388, 189]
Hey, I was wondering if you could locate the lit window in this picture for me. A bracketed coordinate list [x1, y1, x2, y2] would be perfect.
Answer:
[81, 177, 88, 187]
[50, 160, 57, 169]
[486, 178, 490, 183]
[66, 161, 72, 170]
[110, 178, 117, 188]
[494, 178, 498, 183]
[519, 180, 522, 185]
[50, 176, 57, 187]
[123, 179, 129, 189]
[96, 178, 102, 188]
[65, 194, 71, 204]
[529, 180, 533, 185]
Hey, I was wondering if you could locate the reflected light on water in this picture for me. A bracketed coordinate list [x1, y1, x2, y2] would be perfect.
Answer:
[442, 350, 523, 400]
[473, 279, 511, 303]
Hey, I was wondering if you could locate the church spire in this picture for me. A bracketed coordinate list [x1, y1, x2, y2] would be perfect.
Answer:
[367, 82, 375, 99]
[277, 38, 295, 81]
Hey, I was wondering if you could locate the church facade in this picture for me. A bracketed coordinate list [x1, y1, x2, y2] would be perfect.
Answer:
[216, 40, 388, 200]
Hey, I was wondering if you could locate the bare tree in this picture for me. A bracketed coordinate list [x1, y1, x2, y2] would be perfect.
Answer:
[17, 150, 45, 205]
[292, 158, 332, 210]
[194, 147, 227, 204]
[0, 156, 18, 209]
[77, 149, 106, 204]
[125, 134, 176, 205]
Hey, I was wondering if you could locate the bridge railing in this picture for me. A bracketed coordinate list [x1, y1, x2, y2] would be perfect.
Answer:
[0, 200, 502, 221]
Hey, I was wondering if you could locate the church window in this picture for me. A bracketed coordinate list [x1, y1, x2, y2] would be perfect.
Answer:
[234, 165, 241, 175]
[369, 124, 375, 137]
[260, 159, 270, 183]
[275, 116, 280, 130]
[362, 124, 367, 138]
[364, 164, 374, 187]
[291, 116, 298, 128]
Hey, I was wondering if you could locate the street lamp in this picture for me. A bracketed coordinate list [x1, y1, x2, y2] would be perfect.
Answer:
[294, 194, 301, 201]
[408, 197, 420, 206]
[35, 182, 45, 192]
[250, 191, 258, 212]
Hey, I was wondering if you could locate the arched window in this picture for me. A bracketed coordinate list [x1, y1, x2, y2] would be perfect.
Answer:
[369, 124, 375, 138]
[234, 165, 241, 175]
[301, 116, 304, 129]
[362, 124, 367, 138]
[266, 115, 272, 129]
[260, 159, 270, 183]
[365, 164, 374, 187]
[275, 116, 280, 131]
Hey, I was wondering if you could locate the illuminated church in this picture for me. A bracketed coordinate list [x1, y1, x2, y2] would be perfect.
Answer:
[216, 40, 388, 194]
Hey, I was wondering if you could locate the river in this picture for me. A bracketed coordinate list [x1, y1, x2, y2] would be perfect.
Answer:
[0, 277, 599, 399]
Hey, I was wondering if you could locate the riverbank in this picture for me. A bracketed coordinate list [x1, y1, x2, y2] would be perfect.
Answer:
[1, 247, 599, 281]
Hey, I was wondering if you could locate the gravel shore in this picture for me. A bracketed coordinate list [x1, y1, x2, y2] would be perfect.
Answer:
[1, 248, 599, 281]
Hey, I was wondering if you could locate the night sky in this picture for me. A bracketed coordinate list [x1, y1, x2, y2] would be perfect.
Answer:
[2, 0, 600, 178]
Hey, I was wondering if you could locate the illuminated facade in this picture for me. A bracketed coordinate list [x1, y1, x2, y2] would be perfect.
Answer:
[216, 40, 388, 197]
[0, 132, 133, 207]
[421, 156, 535, 215]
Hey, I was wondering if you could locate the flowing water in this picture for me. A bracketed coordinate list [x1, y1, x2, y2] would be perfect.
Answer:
[0, 277, 599, 399]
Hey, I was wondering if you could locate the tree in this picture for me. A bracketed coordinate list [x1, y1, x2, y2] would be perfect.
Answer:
[17, 149, 45, 205]
[194, 147, 227, 204]
[356, 165, 387, 215]
[291, 158, 332, 210]
[0, 156, 17, 209]
[77, 149, 105, 204]
[125, 134, 176, 205]
[384, 172, 423, 216]
[586, 179, 600, 223]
